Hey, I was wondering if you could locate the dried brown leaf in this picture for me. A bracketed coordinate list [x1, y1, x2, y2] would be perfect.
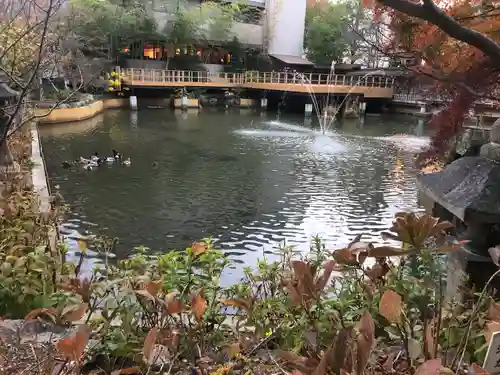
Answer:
[62, 303, 88, 323]
[146, 280, 163, 296]
[414, 359, 441, 375]
[356, 311, 375, 375]
[110, 367, 141, 375]
[143, 327, 158, 363]
[315, 260, 336, 292]
[435, 240, 470, 253]
[224, 342, 240, 359]
[379, 290, 402, 324]
[284, 280, 302, 306]
[328, 327, 353, 374]
[24, 307, 57, 321]
[220, 298, 252, 312]
[135, 289, 155, 301]
[368, 246, 410, 257]
[292, 260, 317, 298]
[488, 298, 500, 322]
[485, 321, 500, 344]
[275, 350, 319, 374]
[164, 292, 186, 314]
[191, 289, 207, 323]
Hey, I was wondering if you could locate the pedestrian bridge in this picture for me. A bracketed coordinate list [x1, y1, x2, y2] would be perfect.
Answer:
[120, 69, 395, 99]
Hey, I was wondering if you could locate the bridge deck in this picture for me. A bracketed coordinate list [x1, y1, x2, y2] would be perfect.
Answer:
[121, 69, 395, 99]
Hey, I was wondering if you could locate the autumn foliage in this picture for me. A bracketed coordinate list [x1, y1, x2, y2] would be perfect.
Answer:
[366, 0, 500, 159]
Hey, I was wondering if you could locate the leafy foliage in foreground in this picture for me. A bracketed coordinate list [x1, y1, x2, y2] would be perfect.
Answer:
[2, 191, 500, 375]
[0, 147, 499, 375]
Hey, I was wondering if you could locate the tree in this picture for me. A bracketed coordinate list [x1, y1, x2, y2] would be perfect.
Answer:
[304, 1, 350, 65]
[0, 0, 78, 170]
[68, 0, 158, 60]
[363, 0, 500, 160]
[167, 1, 240, 46]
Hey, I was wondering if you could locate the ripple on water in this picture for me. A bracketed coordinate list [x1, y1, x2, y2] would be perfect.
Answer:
[41, 112, 426, 281]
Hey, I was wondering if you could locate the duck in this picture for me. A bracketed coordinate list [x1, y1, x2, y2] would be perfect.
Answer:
[122, 157, 131, 166]
[61, 161, 74, 169]
[90, 152, 100, 162]
[105, 156, 115, 163]
[112, 149, 121, 160]
[83, 164, 94, 171]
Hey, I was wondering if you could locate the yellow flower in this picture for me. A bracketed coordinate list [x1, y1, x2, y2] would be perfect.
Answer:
[265, 328, 272, 337]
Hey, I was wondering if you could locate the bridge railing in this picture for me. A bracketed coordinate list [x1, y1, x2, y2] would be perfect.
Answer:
[122, 68, 395, 88]
[243, 71, 394, 87]
[124, 69, 245, 84]
[393, 92, 446, 103]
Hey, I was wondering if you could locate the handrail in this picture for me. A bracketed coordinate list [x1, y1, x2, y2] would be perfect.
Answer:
[121, 68, 395, 88]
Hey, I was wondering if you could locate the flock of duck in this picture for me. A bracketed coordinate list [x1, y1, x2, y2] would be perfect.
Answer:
[62, 150, 131, 171]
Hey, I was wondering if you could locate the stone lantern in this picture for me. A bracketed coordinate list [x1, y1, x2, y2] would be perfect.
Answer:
[0, 72, 21, 175]
[417, 118, 500, 296]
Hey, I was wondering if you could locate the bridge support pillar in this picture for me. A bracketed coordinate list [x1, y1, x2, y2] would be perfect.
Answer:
[420, 104, 427, 114]
[260, 98, 268, 109]
[304, 103, 313, 116]
[130, 96, 137, 110]
[359, 102, 367, 116]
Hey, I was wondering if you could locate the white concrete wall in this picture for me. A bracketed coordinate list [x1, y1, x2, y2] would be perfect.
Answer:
[266, 0, 306, 57]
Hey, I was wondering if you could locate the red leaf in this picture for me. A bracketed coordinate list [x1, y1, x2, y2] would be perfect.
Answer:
[379, 290, 402, 324]
[192, 242, 208, 256]
[143, 327, 158, 363]
[414, 359, 441, 375]
[57, 325, 90, 363]
[470, 363, 489, 375]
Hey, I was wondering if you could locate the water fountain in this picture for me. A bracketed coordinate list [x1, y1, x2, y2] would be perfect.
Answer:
[295, 67, 387, 134]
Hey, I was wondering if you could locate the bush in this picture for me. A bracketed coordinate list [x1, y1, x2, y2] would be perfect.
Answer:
[1, 169, 498, 375]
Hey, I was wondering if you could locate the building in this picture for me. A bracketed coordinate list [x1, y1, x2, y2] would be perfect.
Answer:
[123, 0, 309, 71]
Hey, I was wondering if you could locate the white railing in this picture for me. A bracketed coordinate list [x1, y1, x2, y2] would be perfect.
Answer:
[122, 68, 395, 88]
[393, 93, 446, 103]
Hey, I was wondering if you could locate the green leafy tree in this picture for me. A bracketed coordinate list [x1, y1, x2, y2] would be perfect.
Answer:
[167, 1, 241, 45]
[304, 2, 350, 65]
[69, 0, 158, 58]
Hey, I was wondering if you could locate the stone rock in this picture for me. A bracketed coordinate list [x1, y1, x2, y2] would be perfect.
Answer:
[0, 319, 71, 346]
[480, 142, 500, 160]
[491, 118, 500, 143]
[417, 156, 500, 222]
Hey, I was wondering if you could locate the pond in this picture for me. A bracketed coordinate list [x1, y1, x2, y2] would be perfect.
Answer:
[40, 109, 429, 282]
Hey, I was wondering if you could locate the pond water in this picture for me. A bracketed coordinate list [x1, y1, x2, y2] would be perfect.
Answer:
[40, 109, 429, 282]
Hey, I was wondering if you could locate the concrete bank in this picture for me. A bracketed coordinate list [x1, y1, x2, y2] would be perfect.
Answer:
[30, 122, 50, 213]
[36, 98, 128, 124]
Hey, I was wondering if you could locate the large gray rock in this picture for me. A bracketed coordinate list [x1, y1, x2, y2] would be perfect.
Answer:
[0, 319, 70, 345]
[417, 156, 500, 223]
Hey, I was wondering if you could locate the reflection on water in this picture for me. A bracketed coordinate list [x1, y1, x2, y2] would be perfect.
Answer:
[40, 110, 430, 282]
